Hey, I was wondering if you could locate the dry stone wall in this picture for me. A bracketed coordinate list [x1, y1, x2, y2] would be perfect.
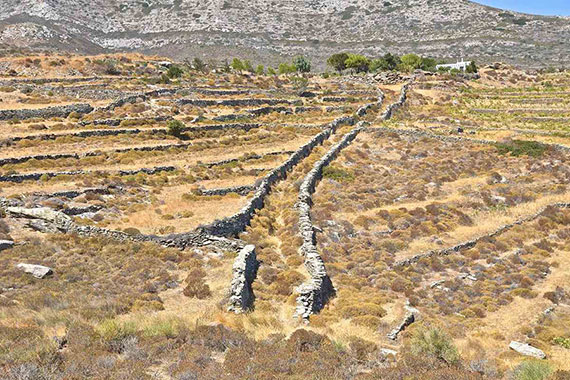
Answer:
[199, 115, 355, 238]
[294, 84, 411, 319]
[1, 122, 260, 146]
[395, 202, 570, 267]
[0, 103, 94, 121]
[0, 165, 175, 183]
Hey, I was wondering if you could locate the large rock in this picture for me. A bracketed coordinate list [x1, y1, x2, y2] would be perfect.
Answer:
[17, 263, 53, 279]
[0, 240, 14, 252]
[509, 341, 546, 359]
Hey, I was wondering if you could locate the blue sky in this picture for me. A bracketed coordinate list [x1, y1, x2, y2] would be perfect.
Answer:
[475, 0, 570, 16]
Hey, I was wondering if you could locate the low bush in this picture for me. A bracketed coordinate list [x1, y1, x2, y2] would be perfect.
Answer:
[512, 360, 552, 380]
[410, 327, 460, 365]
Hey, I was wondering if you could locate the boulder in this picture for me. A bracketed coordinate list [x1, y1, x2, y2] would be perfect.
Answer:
[509, 341, 546, 359]
[17, 263, 53, 279]
[0, 240, 14, 252]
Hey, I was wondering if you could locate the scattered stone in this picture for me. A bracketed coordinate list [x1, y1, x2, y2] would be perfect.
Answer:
[17, 263, 53, 279]
[0, 240, 14, 252]
[430, 279, 445, 288]
[379, 348, 398, 357]
[509, 341, 546, 359]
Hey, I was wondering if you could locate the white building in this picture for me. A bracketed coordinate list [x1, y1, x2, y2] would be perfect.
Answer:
[436, 59, 471, 72]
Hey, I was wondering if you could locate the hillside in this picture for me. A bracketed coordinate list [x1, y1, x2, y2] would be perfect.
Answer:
[0, 0, 569, 68]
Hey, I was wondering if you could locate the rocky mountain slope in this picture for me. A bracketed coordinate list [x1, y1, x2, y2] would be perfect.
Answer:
[0, 0, 569, 68]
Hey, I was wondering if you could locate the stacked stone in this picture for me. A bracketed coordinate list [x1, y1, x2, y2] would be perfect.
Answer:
[227, 245, 259, 313]
[0, 103, 94, 121]
[1, 122, 260, 149]
[380, 82, 411, 120]
[78, 115, 171, 127]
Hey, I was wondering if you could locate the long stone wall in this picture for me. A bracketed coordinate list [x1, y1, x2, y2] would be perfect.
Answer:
[295, 121, 369, 319]
[394, 202, 570, 268]
[177, 98, 301, 107]
[0, 103, 94, 121]
[0, 165, 175, 183]
[0, 122, 261, 146]
[294, 84, 411, 319]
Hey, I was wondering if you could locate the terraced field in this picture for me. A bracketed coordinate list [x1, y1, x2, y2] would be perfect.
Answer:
[1, 58, 569, 379]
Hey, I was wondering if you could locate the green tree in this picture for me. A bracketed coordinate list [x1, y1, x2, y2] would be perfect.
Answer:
[293, 56, 311, 73]
[231, 58, 245, 72]
[326, 53, 349, 73]
[466, 61, 478, 73]
[420, 57, 437, 72]
[267, 67, 277, 75]
[278, 62, 296, 75]
[192, 58, 207, 72]
[345, 54, 370, 73]
[166, 65, 183, 78]
[243, 60, 253, 72]
[255, 65, 265, 75]
[399, 53, 423, 72]
[383, 53, 400, 70]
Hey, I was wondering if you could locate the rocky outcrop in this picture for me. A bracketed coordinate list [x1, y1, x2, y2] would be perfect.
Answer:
[16, 263, 53, 278]
[0, 103, 94, 121]
[509, 341, 546, 359]
[227, 245, 259, 313]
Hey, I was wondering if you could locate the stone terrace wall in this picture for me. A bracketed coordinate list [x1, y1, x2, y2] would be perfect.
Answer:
[0, 165, 175, 183]
[177, 98, 302, 107]
[0, 103, 94, 121]
[0, 122, 261, 146]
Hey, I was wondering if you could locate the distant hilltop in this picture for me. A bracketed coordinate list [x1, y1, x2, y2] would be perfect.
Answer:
[0, 0, 569, 68]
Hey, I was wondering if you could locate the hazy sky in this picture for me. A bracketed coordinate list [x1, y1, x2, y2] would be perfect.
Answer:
[476, 0, 570, 16]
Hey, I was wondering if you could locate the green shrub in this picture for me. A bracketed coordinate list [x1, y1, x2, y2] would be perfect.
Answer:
[512, 360, 552, 380]
[323, 166, 354, 182]
[166, 120, 185, 138]
[96, 319, 136, 344]
[553, 337, 570, 349]
[496, 140, 547, 157]
[293, 56, 311, 73]
[167, 64, 184, 78]
[411, 327, 460, 365]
